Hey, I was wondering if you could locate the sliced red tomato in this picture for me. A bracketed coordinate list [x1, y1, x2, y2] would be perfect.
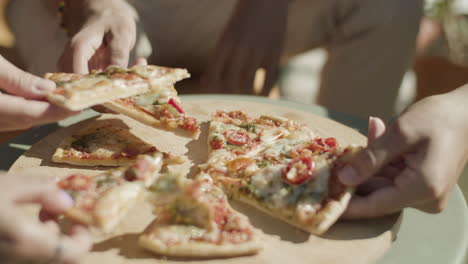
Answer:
[168, 98, 185, 114]
[282, 157, 316, 184]
[325, 137, 338, 148]
[181, 117, 198, 132]
[309, 137, 338, 153]
[210, 138, 225, 150]
[224, 130, 250, 146]
[58, 174, 92, 191]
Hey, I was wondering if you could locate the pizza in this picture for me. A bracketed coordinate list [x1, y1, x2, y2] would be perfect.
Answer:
[57, 152, 168, 232]
[206, 110, 306, 156]
[52, 119, 185, 167]
[48, 107, 363, 258]
[200, 110, 361, 235]
[140, 173, 262, 257]
[45, 65, 190, 111]
[102, 86, 201, 138]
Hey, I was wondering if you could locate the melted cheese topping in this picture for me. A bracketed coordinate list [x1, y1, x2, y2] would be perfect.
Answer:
[249, 157, 330, 211]
[133, 86, 177, 106]
[155, 225, 207, 244]
[63, 76, 113, 98]
[66, 126, 153, 160]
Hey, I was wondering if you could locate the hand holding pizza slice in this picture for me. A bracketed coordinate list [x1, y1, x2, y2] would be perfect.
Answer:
[340, 89, 468, 218]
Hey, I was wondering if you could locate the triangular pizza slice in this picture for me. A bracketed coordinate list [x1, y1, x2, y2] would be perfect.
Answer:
[103, 86, 201, 138]
[46, 65, 190, 111]
[201, 110, 361, 235]
[139, 173, 262, 257]
[52, 119, 184, 167]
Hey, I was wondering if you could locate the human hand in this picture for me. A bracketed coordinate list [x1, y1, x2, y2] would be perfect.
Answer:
[0, 173, 92, 264]
[0, 56, 78, 132]
[339, 90, 468, 218]
[201, 0, 288, 95]
[58, 0, 137, 74]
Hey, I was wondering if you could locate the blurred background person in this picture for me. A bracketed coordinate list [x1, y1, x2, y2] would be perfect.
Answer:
[7, 0, 423, 121]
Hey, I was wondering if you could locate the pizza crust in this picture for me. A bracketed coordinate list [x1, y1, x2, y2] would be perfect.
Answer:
[64, 208, 94, 226]
[103, 101, 198, 138]
[52, 148, 135, 167]
[47, 82, 150, 111]
[237, 187, 353, 235]
[46, 67, 190, 111]
[139, 235, 262, 257]
[94, 183, 144, 233]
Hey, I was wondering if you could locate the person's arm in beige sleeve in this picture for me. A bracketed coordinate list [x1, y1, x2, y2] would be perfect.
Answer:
[0, 56, 77, 132]
[58, 0, 137, 74]
[338, 85, 468, 218]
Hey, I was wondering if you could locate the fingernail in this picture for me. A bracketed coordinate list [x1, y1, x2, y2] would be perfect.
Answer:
[338, 166, 360, 186]
[36, 79, 56, 92]
[58, 190, 74, 207]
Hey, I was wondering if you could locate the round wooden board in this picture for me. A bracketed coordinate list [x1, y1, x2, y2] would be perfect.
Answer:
[9, 99, 400, 264]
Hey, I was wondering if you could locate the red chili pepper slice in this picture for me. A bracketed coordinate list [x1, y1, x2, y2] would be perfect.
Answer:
[168, 98, 185, 114]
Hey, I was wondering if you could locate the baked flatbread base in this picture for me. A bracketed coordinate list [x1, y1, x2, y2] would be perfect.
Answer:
[46, 68, 190, 111]
[103, 101, 199, 139]
[235, 187, 354, 235]
[64, 183, 144, 233]
[52, 149, 136, 167]
[139, 236, 262, 258]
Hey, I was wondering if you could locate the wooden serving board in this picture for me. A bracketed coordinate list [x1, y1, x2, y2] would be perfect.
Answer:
[9, 99, 400, 264]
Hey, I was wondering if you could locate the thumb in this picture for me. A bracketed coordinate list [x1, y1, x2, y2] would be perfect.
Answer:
[0, 56, 55, 99]
[338, 122, 409, 186]
[367, 116, 386, 143]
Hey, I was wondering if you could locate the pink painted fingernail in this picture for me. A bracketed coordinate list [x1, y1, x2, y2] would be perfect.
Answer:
[338, 166, 360, 186]
[58, 190, 74, 207]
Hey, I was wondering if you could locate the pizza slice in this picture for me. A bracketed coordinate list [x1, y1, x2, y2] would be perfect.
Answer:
[202, 110, 314, 181]
[57, 152, 167, 233]
[233, 145, 361, 235]
[201, 111, 361, 235]
[52, 119, 184, 167]
[139, 173, 262, 257]
[46, 65, 190, 111]
[207, 110, 308, 157]
[102, 86, 201, 138]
